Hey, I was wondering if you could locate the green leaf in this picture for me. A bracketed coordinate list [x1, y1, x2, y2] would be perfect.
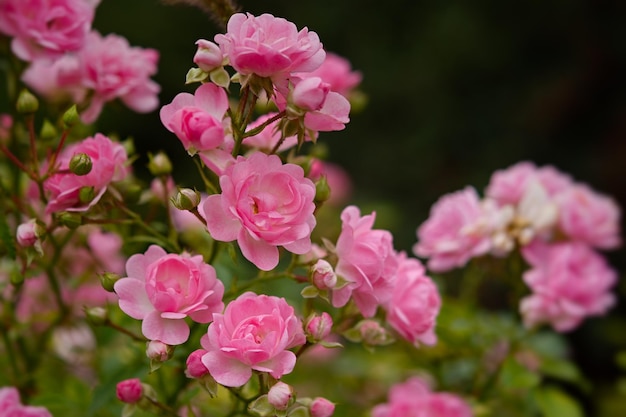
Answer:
[498, 356, 541, 391]
[300, 285, 319, 299]
[533, 386, 584, 417]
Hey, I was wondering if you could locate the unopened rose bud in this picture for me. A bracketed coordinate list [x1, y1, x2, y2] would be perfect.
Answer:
[147, 151, 172, 176]
[193, 39, 223, 72]
[171, 188, 201, 211]
[146, 340, 173, 362]
[185, 349, 210, 379]
[310, 397, 335, 417]
[315, 176, 331, 204]
[358, 320, 393, 346]
[16, 220, 41, 247]
[62, 105, 80, 128]
[57, 212, 82, 229]
[78, 186, 95, 204]
[291, 77, 329, 111]
[116, 378, 143, 404]
[16, 89, 39, 114]
[311, 259, 337, 290]
[99, 272, 120, 292]
[268, 382, 294, 411]
[69, 153, 93, 175]
[39, 120, 58, 142]
[84, 306, 108, 326]
[306, 312, 333, 342]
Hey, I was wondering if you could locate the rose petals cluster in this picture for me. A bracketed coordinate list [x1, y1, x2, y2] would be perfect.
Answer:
[203, 153, 316, 271]
[0, 0, 96, 61]
[160, 82, 234, 174]
[0, 386, 53, 417]
[114, 245, 225, 345]
[43, 133, 129, 214]
[331, 205, 398, 317]
[372, 376, 473, 417]
[215, 13, 325, 79]
[519, 241, 617, 332]
[200, 292, 306, 387]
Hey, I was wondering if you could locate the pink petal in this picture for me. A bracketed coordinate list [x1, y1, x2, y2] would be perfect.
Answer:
[203, 195, 241, 241]
[202, 351, 252, 387]
[114, 278, 153, 320]
[142, 310, 190, 345]
[238, 229, 279, 271]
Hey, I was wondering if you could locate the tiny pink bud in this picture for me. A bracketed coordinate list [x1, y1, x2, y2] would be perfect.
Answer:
[310, 397, 335, 417]
[116, 378, 143, 403]
[16, 220, 39, 247]
[311, 260, 337, 290]
[268, 382, 294, 410]
[193, 39, 223, 72]
[185, 349, 210, 379]
[146, 340, 172, 362]
[306, 312, 333, 342]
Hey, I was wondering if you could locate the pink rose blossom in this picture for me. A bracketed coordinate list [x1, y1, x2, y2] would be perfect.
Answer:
[193, 39, 224, 72]
[21, 54, 86, 106]
[485, 161, 537, 206]
[114, 245, 225, 345]
[310, 397, 336, 417]
[202, 153, 316, 271]
[385, 253, 441, 347]
[413, 187, 491, 272]
[160, 83, 234, 174]
[520, 241, 617, 332]
[77, 31, 160, 123]
[185, 349, 210, 379]
[332, 206, 398, 317]
[215, 13, 325, 79]
[44, 133, 129, 214]
[0, 0, 96, 61]
[116, 378, 143, 404]
[0, 386, 53, 417]
[243, 112, 299, 152]
[372, 377, 473, 417]
[200, 292, 306, 387]
[308, 52, 362, 97]
[556, 183, 621, 250]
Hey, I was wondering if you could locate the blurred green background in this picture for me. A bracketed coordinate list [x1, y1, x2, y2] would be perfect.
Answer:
[78, 0, 626, 414]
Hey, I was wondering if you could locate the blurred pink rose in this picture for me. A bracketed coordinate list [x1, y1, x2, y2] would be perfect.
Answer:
[0, 0, 95, 61]
[77, 31, 160, 123]
[413, 187, 491, 273]
[332, 205, 398, 317]
[114, 245, 224, 345]
[372, 376, 473, 417]
[43, 133, 128, 214]
[0, 386, 53, 417]
[484, 161, 537, 206]
[200, 292, 306, 387]
[520, 241, 617, 332]
[385, 253, 441, 347]
[215, 13, 325, 79]
[21, 54, 86, 105]
[243, 112, 298, 153]
[310, 397, 335, 417]
[308, 52, 362, 97]
[116, 378, 143, 404]
[202, 153, 316, 271]
[556, 183, 621, 250]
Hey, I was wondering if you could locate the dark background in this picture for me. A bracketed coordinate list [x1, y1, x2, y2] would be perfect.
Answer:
[91, 0, 625, 413]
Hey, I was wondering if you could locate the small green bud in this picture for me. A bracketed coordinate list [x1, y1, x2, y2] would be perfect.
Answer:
[69, 153, 93, 175]
[315, 176, 331, 203]
[99, 272, 121, 292]
[57, 212, 83, 229]
[147, 151, 172, 176]
[62, 105, 80, 128]
[78, 186, 95, 204]
[16, 89, 39, 114]
[171, 188, 201, 211]
[84, 306, 108, 326]
[39, 120, 58, 142]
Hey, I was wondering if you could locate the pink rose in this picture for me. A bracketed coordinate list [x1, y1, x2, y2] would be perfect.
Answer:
[484, 161, 537, 206]
[77, 31, 160, 123]
[200, 292, 306, 387]
[0, 386, 53, 417]
[310, 397, 335, 417]
[21, 54, 86, 105]
[520, 241, 617, 332]
[290, 77, 330, 111]
[114, 245, 225, 345]
[308, 52, 362, 97]
[243, 112, 299, 152]
[215, 13, 325, 79]
[385, 253, 441, 347]
[413, 187, 491, 272]
[556, 183, 621, 250]
[202, 153, 316, 271]
[0, 0, 95, 61]
[332, 206, 398, 317]
[372, 377, 473, 417]
[16, 220, 39, 247]
[44, 133, 129, 214]
[116, 378, 143, 404]
[185, 349, 210, 379]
